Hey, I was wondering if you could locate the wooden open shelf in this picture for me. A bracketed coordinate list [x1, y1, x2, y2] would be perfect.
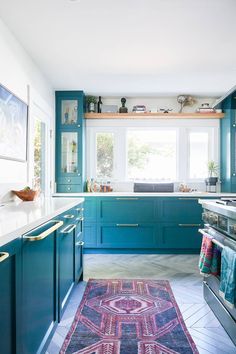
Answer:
[85, 112, 224, 119]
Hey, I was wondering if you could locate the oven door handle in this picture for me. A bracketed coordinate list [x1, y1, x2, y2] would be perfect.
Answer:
[198, 228, 225, 249]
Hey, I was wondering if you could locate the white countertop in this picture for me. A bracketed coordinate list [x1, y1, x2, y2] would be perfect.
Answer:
[0, 197, 84, 247]
[53, 192, 236, 198]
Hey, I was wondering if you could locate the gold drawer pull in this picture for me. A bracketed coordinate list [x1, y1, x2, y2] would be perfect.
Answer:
[24, 220, 63, 241]
[61, 224, 76, 234]
[178, 224, 201, 227]
[63, 214, 75, 219]
[116, 224, 139, 227]
[0, 252, 9, 262]
[116, 198, 139, 200]
[76, 241, 84, 246]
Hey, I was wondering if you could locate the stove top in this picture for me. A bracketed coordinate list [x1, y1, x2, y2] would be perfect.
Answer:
[216, 198, 236, 207]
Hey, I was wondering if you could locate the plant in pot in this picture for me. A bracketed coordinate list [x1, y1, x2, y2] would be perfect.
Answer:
[86, 95, 97, 113]
[205, 160, 218, 192]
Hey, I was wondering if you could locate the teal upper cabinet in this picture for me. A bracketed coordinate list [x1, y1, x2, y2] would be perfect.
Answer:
[56, 91, 85, 193]
[220, 94, 236, 192]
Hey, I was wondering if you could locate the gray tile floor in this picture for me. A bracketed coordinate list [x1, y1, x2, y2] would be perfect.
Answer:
[46, 254, 236, 354]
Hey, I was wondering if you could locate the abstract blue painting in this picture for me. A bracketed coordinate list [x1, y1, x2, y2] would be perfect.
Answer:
[0, 84, 28, 161]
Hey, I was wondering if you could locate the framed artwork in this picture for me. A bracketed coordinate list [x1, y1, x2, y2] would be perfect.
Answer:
[0, 84, 28, 162]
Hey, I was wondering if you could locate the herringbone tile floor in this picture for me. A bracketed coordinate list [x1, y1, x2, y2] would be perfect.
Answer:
[46, 254, 236, 354]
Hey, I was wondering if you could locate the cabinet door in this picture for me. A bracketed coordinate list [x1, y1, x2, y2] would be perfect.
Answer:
[99, 198, 155, 223]
[160, 198, 202, 223]
[0, 239, 21, 354]
[56, 93, 84, 129]
[160, 223, 202, 249]
[21, 221, 62, 354]
[58, 223, 75, 320]
[75, 240, 83, 282]
[60, 131, 81, 177]
[83, 224, 97, 248]
[98, 223, 157, 248]
[84, 197, 97, 223]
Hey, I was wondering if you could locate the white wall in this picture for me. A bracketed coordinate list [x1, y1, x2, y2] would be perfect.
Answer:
[0, 18, 54, 201]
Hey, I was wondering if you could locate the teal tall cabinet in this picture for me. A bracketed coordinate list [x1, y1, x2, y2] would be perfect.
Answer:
[55, 91, 85, 192]
[219, 94, 236, 192]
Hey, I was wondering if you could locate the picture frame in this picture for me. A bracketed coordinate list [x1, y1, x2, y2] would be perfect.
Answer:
[0, 84, 28, 162]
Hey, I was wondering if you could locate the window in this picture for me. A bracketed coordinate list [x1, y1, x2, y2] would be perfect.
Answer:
[127, 130, 177, 180]
[96, 132, 114, 178]
[86, 120, 218, 184]
[189, 132, 209, 179]
[33, 119, 46, 192]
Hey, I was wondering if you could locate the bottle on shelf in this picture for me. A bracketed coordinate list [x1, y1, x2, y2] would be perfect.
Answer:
[97, 96, 103, 113]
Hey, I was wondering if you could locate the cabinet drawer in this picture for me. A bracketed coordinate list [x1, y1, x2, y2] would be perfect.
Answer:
[99, 198, 155, 222]
[98, 223, 157, 248]
[57, 176, 82, 185]
[160, 198, 202, 222]
[160, 223, 202, 249]
[57, 184, 82, 193]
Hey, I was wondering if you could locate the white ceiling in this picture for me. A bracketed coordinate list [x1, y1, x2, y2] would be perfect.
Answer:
[0, 0, 236, 96]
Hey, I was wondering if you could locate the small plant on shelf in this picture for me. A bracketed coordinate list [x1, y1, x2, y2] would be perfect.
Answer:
[86, 95, 97, 113]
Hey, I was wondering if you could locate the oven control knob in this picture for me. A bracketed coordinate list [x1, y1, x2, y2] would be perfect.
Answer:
[209, 213, 218, 225]
[230, 225, 236, 234]
[202, 212, 209, 223]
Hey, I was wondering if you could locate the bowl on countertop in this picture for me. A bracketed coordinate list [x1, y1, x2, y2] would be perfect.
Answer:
[12, 189, 39, 201]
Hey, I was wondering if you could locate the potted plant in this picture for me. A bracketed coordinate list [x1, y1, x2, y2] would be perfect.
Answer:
[205, 160, 218, 191]
[86, 95, 97, 113]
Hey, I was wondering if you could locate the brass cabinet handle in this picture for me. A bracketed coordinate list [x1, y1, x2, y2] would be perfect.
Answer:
[178, 224, 201, 227]
[116, 198, 139, 200]
[61, 224, 77, 234]
[76, 217, 84, 222]
[0, 252, 9, 262]
[116, 224, 139, 227]
[75, 207, 84, 212]
[76, 241, 84, 246]
[178, 198, 199, 200]
[24, 220, 63, 242]
[63, 214, 75, 219]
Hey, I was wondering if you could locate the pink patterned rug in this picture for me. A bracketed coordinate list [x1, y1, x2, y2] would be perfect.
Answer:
[60, 279, 199, 354]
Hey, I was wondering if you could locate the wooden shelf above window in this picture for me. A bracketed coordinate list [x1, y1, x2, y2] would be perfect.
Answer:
[85, 112, 224, 119]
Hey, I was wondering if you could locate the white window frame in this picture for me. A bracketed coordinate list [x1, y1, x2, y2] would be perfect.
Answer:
[86, 119, 219, 184]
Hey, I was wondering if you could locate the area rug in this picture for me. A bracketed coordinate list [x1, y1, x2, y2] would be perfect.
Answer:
[60, 279, 199, 354]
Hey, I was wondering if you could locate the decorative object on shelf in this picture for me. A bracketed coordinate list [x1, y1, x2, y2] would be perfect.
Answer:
[12, 186, 39, 201]
[86, 95, 97, 112]
[205, 160, 218, 193]
[97, 96, 103, 113]
[159, 108, 173, 114]
[132, 105, 147, 113]
[0, 84, 28, 162]
[179, 183, 191, 193]
[119, 97, 128, 113]
[196, 103, 215, 113]
[101, 104, 118, 113]
[177, 95, 196, 113]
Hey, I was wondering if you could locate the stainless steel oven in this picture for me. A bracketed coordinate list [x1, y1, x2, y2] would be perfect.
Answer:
[199, 202, 236, 345]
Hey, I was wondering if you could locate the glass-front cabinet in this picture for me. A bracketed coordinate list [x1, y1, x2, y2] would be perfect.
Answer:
[56, 91, 85, 193]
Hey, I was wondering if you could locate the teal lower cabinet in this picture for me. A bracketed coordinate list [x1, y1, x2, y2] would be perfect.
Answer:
[84, 224, 97, 247]
[75, 238, 83, 282]
[21, 220, 62, 354]
[98, 223, 157, 248]
[0, 238, 21, 354]
[160, 223, 202, 250]
[58, 222, 76, 321]
[83, 196, 207, 253]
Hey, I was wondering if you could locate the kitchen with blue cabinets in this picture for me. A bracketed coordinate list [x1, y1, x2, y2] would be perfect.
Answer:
[1, 1, 236, 353]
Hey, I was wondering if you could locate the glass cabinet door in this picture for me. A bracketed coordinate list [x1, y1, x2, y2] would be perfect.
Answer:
[61, 100, 78, 125]
[61, 132, 79, 174]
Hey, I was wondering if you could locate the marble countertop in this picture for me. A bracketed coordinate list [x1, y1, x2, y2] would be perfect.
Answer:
[0, 197, 84, 247]
[53, 192, 236, 198]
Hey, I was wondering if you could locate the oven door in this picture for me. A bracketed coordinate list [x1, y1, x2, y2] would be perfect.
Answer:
[199, 227, 236, 320]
